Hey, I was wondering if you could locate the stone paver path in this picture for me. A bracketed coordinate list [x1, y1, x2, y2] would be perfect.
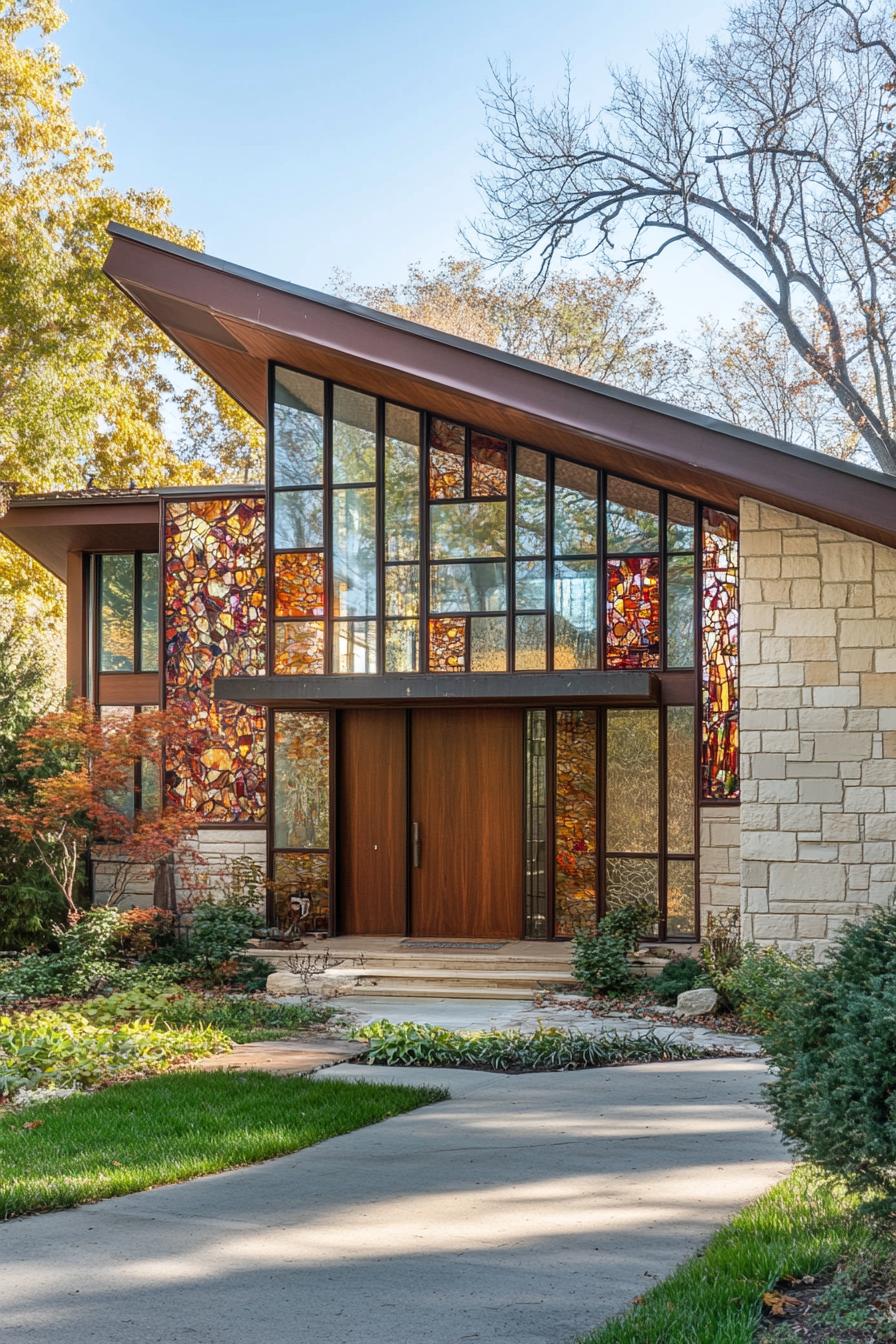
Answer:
[0, 1057, 787, 1344]
[190, 1035, 366, 1075]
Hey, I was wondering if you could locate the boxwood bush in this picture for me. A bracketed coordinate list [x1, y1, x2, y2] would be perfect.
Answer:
[765, 908, 896, 1203]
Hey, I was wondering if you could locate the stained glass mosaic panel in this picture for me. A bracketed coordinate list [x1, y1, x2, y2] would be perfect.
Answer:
[702, 508, 739, 799]
[554, 708, 597, 937]
[470, 615, 507, 671]
[333, 385, 377, 484]
[273, 368, 324, 487]
[666, 553, 695, 668]
[666, 859, 696, 937]
[428, 418, 465, 499]
[274, 620, 325, 674]
[272, 852, 330, 932]
[332, 620, 377, 673]
[385, 619, 420, 672]
[514, 614, 547, 670]
[667, 705, 696, 854]
[274, 551, 324, 618]
[273, 712, 329, 848]
[606, 477, 660, 553]
[428, 616, 466, 671]
[273, 489, 323, 550]
[385, 404, 420, 561]
[470, 431, 507, 497]
[553, 559, 597, 669]
[606, 557, 660, 668]
[606, 709, 659, 853]
[554, 460, 598, 555]
[429, 500, 506, 559]
[515, 447, 547, 556]
[164, 497, 266, 822]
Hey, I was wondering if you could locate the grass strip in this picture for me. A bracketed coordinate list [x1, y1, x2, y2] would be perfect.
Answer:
[579, 1166, 874, 1344]
[0, 1069, 444, 1219]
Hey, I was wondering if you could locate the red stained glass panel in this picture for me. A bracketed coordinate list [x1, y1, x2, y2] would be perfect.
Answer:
[606, 557, 660, 668]
[702, 508, 739, 799]
[428, 616, 466, 671]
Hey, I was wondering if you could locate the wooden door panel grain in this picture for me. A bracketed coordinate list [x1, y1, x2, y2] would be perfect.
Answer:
[410, 708, 522, 939]
[338, 710, 407, 935]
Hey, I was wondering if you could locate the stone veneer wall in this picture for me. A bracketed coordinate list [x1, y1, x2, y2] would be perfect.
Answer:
[740, 496, 896, 956]
[699, 806, 741, 933]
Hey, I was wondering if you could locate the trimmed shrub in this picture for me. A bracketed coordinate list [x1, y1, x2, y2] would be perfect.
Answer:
[765, 907, 896, 1202]
[573, 900, 657, 996]
[651, 955, 706, 1004]
[718, 944, 813, 1032]
[189, 902, 256, 969]
[356, 1020, 703, 1071]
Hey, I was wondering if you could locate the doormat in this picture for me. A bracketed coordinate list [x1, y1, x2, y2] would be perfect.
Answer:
[398, 940, 507, 952]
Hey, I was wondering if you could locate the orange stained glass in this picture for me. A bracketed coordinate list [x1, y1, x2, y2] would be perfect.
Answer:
[554, 708, 597, 937]
[606, 557, 660, 668]
[163, 496, 266, 822]
[702, 508, 739, 799]
[470, 432, 507, 497]
[428, 616, 466, 671]
[428, 418, 465, 499]
[274, 621, 325, 674]
[274, 551, 324, 618]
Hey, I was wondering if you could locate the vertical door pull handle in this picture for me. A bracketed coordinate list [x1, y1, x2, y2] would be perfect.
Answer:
[412, 821, 422, 868]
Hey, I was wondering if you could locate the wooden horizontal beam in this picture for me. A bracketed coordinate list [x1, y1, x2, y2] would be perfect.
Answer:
[214, 671, 658, 708]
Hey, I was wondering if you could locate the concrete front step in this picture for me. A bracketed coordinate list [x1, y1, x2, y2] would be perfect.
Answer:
[250, 949, 574, 974]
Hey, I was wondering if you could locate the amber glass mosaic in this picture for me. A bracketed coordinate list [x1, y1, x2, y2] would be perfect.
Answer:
[274, 551, 324, 618]
[273, 621, 325, 675]
[554, 709, 597, 936]
[702, 508, 739, 798]
[428, 418, 465, 499]
[428, 616, 466, 671]
[470, 431, 508, 497]
[164, 497, 266, 821]
[606, 557, 660, 668]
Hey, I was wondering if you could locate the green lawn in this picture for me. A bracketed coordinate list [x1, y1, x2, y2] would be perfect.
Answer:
[0, 1070, 444, 1219]
[579, 1166, 876, 1344]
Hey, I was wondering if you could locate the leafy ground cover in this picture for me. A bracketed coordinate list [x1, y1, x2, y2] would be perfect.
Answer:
[69, 986, 332, 1043]
[355, 1020, 707, 1071]
[578, 1167, 881, 1344]
[0, 1070, 445, 1218]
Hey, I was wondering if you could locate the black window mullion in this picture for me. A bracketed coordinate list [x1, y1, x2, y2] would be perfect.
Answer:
[323, 380, 333, 675]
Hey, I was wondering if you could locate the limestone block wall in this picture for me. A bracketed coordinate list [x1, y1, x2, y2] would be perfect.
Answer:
[739, 497, 896, 955]
[699, 806, 741, 933]
[93, 827, 267, 911]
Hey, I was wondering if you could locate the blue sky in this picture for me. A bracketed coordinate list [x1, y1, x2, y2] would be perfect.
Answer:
[62, 0, 746, 339]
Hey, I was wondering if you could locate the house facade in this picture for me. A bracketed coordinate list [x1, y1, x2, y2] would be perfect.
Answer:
[4, 224, 896, 955]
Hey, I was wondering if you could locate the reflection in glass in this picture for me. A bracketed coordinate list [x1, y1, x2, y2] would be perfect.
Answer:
[273, 368, 324, 486]
[385, 619, 420, 672]
[429, 418, 465, 499]
[666, 554, 695, 667]
[384, 564, 419, 617]
[470, 431, 507, 497]
[140, 553, 159, 672]
[99, 554, 135, 672]
[332, 620, 377, 673]
[274, 621, 325, 674]
[430, 562, 506, 613]
[99, 704, 135, 816]
[385, 404, 420, 561]
[606, 856, 659, 924]
[524, 709, 548, 938]
[553, 559, 597, 668]
[332, 487, 376, 617]
[332, 385, 377, 484]
[515, 614, 547, 670]
[666, 859, 696, 937]
[606, 709, 659, 852]
[274, 489, 323, 550]
[667, 495, 695, 552]
[429, 616, 466, 671]
[606, 476, 660, 553]
[273, 711, 329, 848]
[554, 460, 598, 555]
[430, 500, 506, 559]
[515, 447, 547, 556]
[554, 708, 597, 936]
[470, 616, 507, 671]
[515, 559, 546, 611]
[667, 705, 696, 853]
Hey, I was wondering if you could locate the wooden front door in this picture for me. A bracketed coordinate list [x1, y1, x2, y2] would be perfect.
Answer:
[338, 709, 407, 934]
[409, 708, 523, 939]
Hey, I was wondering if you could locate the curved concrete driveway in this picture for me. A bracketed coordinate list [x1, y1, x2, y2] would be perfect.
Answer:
[0, 1058, 788, 1344]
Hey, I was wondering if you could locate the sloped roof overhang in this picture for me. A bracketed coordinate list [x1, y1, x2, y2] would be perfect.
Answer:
[101, 222, 896, 549]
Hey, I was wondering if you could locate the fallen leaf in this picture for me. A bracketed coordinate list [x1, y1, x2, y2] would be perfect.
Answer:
[763, 1290, 801, 1316]
[22, 1120, 43, 1131]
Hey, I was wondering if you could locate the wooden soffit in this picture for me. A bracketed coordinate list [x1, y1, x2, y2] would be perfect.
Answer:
[0, 497, 160, 580]
[103, 224, 896, 548]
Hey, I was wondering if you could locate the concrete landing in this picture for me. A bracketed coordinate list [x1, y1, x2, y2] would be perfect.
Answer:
[189, 1036, 367, 1076]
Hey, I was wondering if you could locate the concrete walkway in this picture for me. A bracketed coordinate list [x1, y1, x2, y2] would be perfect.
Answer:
[0, 1057, 787, 1344]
